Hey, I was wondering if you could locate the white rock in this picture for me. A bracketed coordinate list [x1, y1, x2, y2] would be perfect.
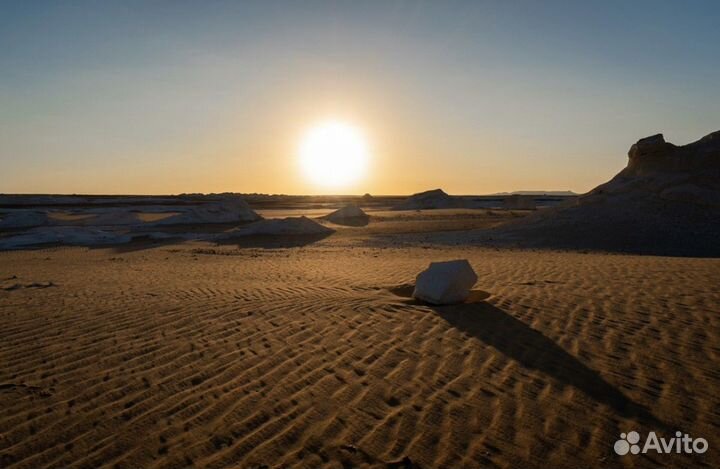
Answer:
[323, 204, 369, 225]
[69, 208, 141, 226]
[327, 204, 365, 219]
[0, 227, 131, 249]
[393, 189, 460, 210]
[232, 216, 334, 236]
[659, 184, 720, 207]
[412, 260, 478, 305]
[0, 210, 48, 229]
[151, 198, 261, 225]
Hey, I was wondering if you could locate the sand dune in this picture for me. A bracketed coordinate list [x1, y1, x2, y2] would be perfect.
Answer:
[1, 240, 718, 468]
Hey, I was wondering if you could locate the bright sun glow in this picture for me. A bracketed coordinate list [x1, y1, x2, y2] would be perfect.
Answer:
[299, 120, 369, 189]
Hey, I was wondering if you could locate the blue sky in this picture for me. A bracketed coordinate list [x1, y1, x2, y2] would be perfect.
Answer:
[1, 1, 718, 194]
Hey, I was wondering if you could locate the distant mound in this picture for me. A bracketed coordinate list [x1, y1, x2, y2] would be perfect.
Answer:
[393, 189, 460, 210]
[233, 216, 334, 236]
[486, 131, 720, 256]
[322, 204, 369, 226]
[151, 197, 261, 226]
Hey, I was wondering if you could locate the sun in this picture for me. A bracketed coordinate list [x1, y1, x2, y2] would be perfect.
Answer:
[298, 120, 369, 189]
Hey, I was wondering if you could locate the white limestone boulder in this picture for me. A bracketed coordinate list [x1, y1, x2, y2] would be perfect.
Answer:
[322, 204, 369, 226]
[412, 260, 478, 305]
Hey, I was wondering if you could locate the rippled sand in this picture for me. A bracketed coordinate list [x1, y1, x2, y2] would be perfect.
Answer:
[1, 230, 718, 468]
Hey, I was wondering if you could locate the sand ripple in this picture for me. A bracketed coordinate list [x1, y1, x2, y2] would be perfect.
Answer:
[0, 246, 718, 468]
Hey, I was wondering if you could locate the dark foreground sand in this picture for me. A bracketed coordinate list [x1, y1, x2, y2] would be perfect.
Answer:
[1, 223, 718, 469]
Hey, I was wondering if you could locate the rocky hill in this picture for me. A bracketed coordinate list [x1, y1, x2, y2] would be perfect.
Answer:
[485, 131, 720, 256]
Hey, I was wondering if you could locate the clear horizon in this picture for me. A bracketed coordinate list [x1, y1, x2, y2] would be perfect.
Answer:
[2, 1, 719, 195]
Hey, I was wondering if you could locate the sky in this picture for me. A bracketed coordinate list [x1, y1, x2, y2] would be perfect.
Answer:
[1, 0, 719, 195]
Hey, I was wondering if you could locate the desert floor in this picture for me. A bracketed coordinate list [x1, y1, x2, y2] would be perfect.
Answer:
[1, 214, 719, 468]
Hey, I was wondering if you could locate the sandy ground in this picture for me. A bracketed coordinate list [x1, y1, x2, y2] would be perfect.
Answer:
[1, 216, 719, 468]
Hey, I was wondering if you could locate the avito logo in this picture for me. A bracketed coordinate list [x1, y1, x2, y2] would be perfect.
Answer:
[614, 431, 708, 455]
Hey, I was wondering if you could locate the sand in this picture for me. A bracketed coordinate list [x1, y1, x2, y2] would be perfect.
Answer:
[1, 223, 719, 468]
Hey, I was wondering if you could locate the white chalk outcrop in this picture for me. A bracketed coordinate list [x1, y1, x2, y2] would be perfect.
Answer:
[72, 208, 141, 226]
[151, 198, 261, 225]
[0, 210, 49, 229]
[322, 204, 369, 225]
[232, 216, 334, 236]
[0, 197, 260, 230]
[412, 259, 478, 305]
[485, 130, 720, 256]
[393, 189, 460, 210]
[0, 227, 131, 250]
[0, 196, 266, 250]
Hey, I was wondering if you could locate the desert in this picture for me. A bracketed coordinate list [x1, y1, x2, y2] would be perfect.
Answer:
[2, 3, 719, 468]
[2, 132, 720, 469]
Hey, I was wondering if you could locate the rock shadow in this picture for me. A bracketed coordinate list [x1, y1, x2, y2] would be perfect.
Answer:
[390, 286, 666, 427]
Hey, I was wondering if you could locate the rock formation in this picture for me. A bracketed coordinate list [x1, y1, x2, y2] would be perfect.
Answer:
[484, 130, 720, 256]
[322, 204, 369, 226]
[152, 197, 261, 225]
[393, 189, 460, 210]
[412, 260, 478, 305]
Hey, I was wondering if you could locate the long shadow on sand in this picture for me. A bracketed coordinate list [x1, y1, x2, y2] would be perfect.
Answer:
[390, 286, 667, 428]
[434, 301, 667, 427]
[321, 215, 370, 227]
[215, 232, 333, 249]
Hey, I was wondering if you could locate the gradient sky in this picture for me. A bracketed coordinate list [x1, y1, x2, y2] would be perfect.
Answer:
[1, 1, 719, 195]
